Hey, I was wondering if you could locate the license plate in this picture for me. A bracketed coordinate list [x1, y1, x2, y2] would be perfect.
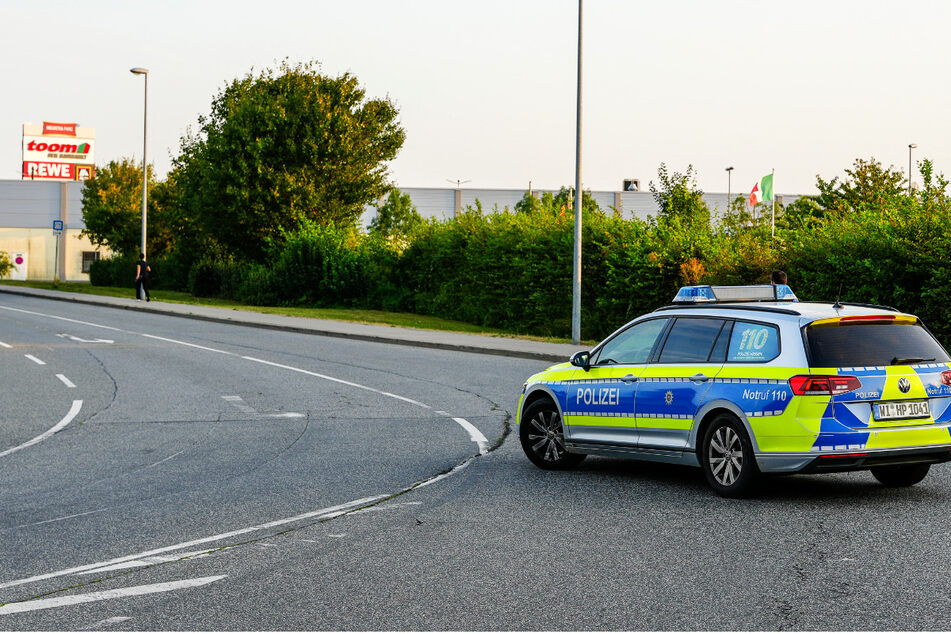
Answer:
[873, 400, 931, 421]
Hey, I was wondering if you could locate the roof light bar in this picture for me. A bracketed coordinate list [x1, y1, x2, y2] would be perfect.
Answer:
[672, 284, 798, 304]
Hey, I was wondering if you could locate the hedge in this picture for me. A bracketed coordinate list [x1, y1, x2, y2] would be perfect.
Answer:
[88, 203, 951, 347]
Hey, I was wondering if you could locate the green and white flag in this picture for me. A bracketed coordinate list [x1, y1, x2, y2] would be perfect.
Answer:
[748, 173, 774, 206]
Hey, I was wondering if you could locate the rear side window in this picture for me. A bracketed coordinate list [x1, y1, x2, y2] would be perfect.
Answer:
[728, 321, 780, 363]
[806, 321, 951, 367]
[658, 318, 726, 363]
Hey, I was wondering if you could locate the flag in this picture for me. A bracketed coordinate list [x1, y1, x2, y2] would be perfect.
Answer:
[749, 174, 774, 206]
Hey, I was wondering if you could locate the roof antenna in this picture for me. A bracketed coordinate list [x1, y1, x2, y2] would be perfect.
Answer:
[832, 282, 844, 310]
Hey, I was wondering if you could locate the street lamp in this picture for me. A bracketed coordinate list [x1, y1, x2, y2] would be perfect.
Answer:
[571, 0, 583, 345]
[725, 166, 734, 214]
[908, 143, 917, 196]
[130, 67, 148, 294]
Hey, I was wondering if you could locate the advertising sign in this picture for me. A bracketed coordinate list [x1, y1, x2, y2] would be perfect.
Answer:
[21, 122, 95, 182]
[11, 253, 27, 281]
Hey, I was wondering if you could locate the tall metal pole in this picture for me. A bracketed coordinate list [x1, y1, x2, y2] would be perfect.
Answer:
[571, 0, 583, 345]
[725, 166, 734, 215]
[908, 143, 917, 195]
[130, 68, 149, 266]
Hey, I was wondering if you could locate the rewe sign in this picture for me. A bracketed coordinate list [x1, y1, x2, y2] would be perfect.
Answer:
[21, 122, 95, 182]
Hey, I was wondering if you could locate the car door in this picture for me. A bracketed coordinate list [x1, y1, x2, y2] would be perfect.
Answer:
[564, 317, 670, 446]
[635, 317, 728, 451]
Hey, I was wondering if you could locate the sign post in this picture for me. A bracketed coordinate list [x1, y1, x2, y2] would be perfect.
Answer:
[52, 220, 64, 281]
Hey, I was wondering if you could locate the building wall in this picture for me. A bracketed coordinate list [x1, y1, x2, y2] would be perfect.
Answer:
[0, 180, 107, 282]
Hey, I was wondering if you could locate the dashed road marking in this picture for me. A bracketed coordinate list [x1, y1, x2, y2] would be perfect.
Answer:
[56, 374, 76, 388]
[0, 341, 11, 348]
[80, 616, 132, 630]
[24, 354, 45, 365]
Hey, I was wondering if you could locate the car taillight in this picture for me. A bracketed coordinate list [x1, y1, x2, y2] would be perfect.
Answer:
[941, 371, 951, 387]
[789, 375, 862, 395]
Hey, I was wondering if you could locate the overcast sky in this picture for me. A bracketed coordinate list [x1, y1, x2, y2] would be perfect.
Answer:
[2, 0, 947, 196]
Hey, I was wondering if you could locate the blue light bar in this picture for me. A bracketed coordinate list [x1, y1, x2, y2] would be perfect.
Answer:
[672, 284, 799, 304]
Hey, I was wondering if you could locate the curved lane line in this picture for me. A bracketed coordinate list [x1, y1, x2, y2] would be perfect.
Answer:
[0, 400, 82, 459]
[452, 417, 489, 454]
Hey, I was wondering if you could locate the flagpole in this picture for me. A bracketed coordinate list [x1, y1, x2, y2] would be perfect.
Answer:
[770, 168, 775, 238]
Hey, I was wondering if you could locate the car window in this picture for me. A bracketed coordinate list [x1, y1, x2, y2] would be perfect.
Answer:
[727, 321, 780, 363]
[657, 318, 726, 364]
[594, 318, 669, 365]
[806, 321, 950, 367]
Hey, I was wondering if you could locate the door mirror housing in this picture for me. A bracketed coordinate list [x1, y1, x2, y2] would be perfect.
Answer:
[570, 350, 591, 370]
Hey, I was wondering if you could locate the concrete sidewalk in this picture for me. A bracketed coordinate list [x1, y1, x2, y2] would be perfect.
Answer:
[0, 285, 583, 363]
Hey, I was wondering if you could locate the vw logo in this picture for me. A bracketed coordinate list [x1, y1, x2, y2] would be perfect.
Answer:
[898, 378, 912, 394]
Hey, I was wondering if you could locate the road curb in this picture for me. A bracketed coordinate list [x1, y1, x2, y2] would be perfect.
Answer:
[0, 286, 573, 363]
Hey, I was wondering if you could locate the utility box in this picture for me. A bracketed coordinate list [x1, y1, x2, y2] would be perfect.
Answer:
[623, 178, 640, 192]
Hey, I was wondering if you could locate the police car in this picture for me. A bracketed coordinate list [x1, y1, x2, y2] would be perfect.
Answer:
[517, 284, 951, 497]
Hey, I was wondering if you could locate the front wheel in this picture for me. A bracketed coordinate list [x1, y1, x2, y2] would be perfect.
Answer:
[871, 463, 931, 487]
[520, 400, 585, 470]
[701, 414, 760, 498]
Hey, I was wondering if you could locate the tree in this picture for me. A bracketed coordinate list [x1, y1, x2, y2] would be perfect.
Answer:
[0, 251, 10, 278]
[173, 60, 405, 261]
[649, 164, 710, 226]
[369, 188, 423, 236]
[815, 157, 906, 212]
[514, 187, 601, 217]
[80, 158, 170, 257]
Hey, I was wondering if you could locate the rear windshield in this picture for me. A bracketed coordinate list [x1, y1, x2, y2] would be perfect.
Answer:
[805, 321, 950, 368]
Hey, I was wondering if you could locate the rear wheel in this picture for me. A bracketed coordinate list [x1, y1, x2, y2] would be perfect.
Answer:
[520, 400, 585, 470]
[701, 414, 760, 498]
[871, 463, 931, 487]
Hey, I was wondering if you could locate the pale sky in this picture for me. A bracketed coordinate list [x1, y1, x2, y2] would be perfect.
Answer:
[2, 0, 948, 196]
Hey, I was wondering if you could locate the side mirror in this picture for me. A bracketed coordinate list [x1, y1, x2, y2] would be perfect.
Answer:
[570, 350, 591, 370]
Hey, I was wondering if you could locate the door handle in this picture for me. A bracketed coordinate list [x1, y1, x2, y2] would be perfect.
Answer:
[621, 374, 638, 383]
[690, 373, 710, 383]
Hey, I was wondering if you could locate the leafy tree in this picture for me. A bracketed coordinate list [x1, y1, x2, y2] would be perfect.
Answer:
[514, 187, 600, 217]
[369, 188, 423, 236]
[173, 60, 405, 261]
[0, 251, 11, 278]
[80, 158, 170, 257]
[649, 164, 709, 226]
[815, 157, 906, 212]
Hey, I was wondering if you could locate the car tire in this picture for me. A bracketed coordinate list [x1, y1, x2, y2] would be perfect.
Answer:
[520, 399, 585, 470]
[701, 414, 760, 498]
[870, 463, 931, 487]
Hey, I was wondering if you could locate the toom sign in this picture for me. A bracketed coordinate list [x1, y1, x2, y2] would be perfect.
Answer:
[22, 122, 95, 182]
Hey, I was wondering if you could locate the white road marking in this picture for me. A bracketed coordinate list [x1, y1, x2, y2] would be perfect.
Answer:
[222, 395, 304, 418]
[0, 305, 126, 331]
[141, 333, 233, 355]
[143, 449, 187, 470]
[80, 616, 132, 630]
[0, 496, 383, 590]
[18, 508, 106, 529]
[0, 400, 82, 459]
[349, 501, 422, 515]
[56, 333, 114, 344]
[0, 341, 11, 348]
[415, 461, 470, 489]
[452, 417, 490, 454]
[56, 374, 76, 388]
[3, 305, 490, 455]
[78, 549, 217, 575]
[24, 354, 45, 365]
[0, 575, 226, 615]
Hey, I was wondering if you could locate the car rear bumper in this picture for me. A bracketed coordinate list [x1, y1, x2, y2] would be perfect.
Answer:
[757, 444, 951, 474]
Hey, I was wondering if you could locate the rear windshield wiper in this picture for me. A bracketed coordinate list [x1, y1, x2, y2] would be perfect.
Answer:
[890, 356, 935, 365]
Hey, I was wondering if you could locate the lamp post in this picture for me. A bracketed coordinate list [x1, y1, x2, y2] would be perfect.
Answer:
[130, 67, 149, 291]
[908, 143, 917, 196]
[571, 0, 583, 345]
[725, 166, 734, 214]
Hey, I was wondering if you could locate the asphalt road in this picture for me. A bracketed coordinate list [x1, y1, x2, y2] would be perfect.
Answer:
[2, 294, 951, 630]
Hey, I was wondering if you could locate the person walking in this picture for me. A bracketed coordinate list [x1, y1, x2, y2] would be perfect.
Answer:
[135, 253, 151, 302]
